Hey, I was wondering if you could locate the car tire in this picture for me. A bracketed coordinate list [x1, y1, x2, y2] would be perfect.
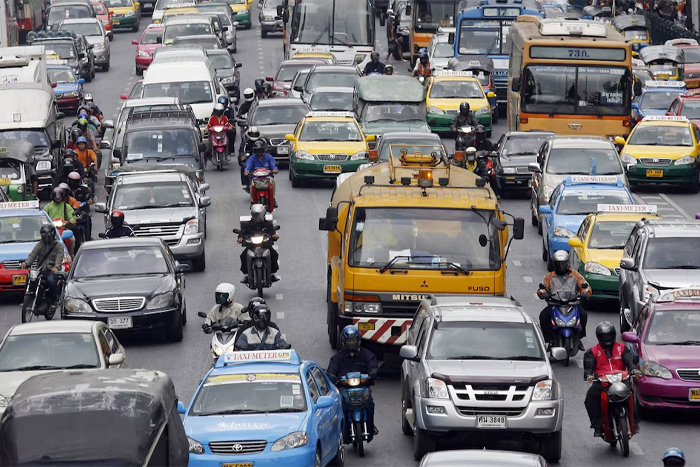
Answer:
[635, 393, 648, 420]
[290, 166, 301, 188]
[412, 426, 435, 461]
[168, 309, 184, 342]
[103, 60, 110, 72]
[542, 238, 548, 262]
[136, 67, 142, 76]
[192, 250, 206, 272]
[132, 22, 139, 32]
[328, 431, 344, 466]
[401, 382, 413, 435]
[539, 430, 562, 463]
[314, 447, 322, 467]
[91, 65, 96, 80]
[181, 295, 187, 325]
[108, 33, 113, 41]
[261, 29, 267, 38]
[245, 23, 251, 29]
[492, 109, 499, 124]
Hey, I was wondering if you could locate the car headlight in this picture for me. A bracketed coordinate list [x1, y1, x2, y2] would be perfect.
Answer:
[350, 151, 368, 160]
[674, 155, 695, 165]
[553, 226, 574, 238]
[146, 292, 174, 310]
[63, 91, 80, 98]
[184, 219, 199, 235]
[137, 50, 150, 57]
[426, 377, 448, 399]
[187, 437, 204, 454]
[532, 379, 553, 401]
[0, 395, 8, 408]
[640, 361, 673, 380]
[240, 8, 249, 14]
[64, 298, 92, 313]
[295, 150, 314, 161]
[271, 432, 308, 452]
[94, 42, 105, 50]
[426, 106, 445, 115]
[620, 153, 637, 165]
[543, 186, 555, 202]
[124, 10, 135, 16]
[36, 160, 51, 171]
[502, 167, 516, 174]
[262, 14, 274, 21]
[475, 106, 490, 115]
[584, 262, 611, 276]
[221, 76, 234, 84]
[644, 284, 659, 301]
[214, 347, 224, 356]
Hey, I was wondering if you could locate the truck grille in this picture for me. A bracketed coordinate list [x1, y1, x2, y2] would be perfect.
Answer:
[676, 369, 700, 381]
[382, 301, 420, 315]
[2, 260, 23, 270]
[92, 296, 145, 312]
[317, 154, 348, 162]
[493, 75, 508, 103]
[450, 383, 532, 407]
[208, 440, 267, 455]
[639, 158, 672, 166]
[458, 407, 524, 417]
[133, 223, 182, 237]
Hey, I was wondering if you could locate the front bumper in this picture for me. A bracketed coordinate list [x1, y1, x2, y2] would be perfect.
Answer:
[56, 95, 81, 112]
[427, 112, 491, 132]
[581, 271, 620, 301]
[94, 49, 109, 64]
[627, 163, 696, 184]
[636, 376, 700, 410]
[62, 306, 179, 331]
[111, 15, 137, 28]
[292, 158, 366, 178]
[188, 443, 316, 467]
[0, 268, 29, 293]
[135, 55, 153, 70]
[36, 165, 57, 192]
[496, 172, 530, 191]
[233, 11, 251, 26]
[260, 19, 283, 32]
[168, 232, 205, 259]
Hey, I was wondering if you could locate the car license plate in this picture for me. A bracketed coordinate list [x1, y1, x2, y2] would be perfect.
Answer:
[108, 317, 132, 329]
[358, 322, 375, 331]
[323, 165, 342, 174]
[0, 178, 10, 186]
[476, 415, 506, 429]
[112, 19, 119, 24]
[688, 82, 699, 88]
[276, 146, 289, 154]
[222, 464, 253, 467]
[12, 275, 27, 286]
[646, 169, 663, 178]
[690, 389, 700, 401]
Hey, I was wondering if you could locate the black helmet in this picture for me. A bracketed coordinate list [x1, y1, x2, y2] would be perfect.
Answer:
[370, 51, 379, 61]
[595, 321, 616, 349]
[40, 224, 57, 245]
[252, 304, 272, 329]
[64, 148, 77, 159]
[51, 186, 64, 203]
[71, 127, 82, 142]
[110, 209, 125, 229]
[254, 78, 265, 93]
[263, 82, 272, 94]
[420, 52, 429, 62]
[217, 95, 229, 107]
[62, 158, 75, 173]
[245, 296, 266, 313]
[552, 250, 569, 276]
[341, 325, 361, 353]
[253, 140, 266, 155]
[459, 102, 470, 116]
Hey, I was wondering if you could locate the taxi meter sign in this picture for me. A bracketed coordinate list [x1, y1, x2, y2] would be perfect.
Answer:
[597, 204, 657, 213]
[0, 201, 40, 209]
[657, 288, 700, 302]
[644, 80, 686, 88]
[569, 175, 619, 184]
[223, 350, 293, 364]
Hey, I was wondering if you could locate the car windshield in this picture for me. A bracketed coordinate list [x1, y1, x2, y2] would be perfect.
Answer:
[646, 310, 700, 345]
[142, 81, 212, 104]
[588, 221, 637, 249]
[93, 3, 107, 14]
[639, 90, 684, 110]
[680, 101, 700, 119]
[48, 6, 91, 23]
[643, 237, 700, 269]
[173, 36, 220, 48]
[363, 103, 426, 122]
[0, 160, 22, 180]
[48, 67, 77, 83]
[627, 125, 693, 146]
[0, 215, 50, 244]
[502, 135, 550, 155]
[546, 148, 622, 175]
[129, 80, 143, 99]
[44, 43, 76, 59]
[433, 42, 455, 58]
[73, 246, 170, 278]
[349, 207, 502, 270]
[305, 72, 358, 91]
[556, 191, 632, 215]
[251, 104, 308, 125]
[264, 0, 284, 7]
[60, 22, 102, 36]
[125, 129, 198, 160]
[624, 29, 647, 40]
[227, 0, 246, 4]
[189, 374, 307, 415]
[429, 80, 483, 99]
[141, 28, 164, 44]
[277, 63, 315, 82]
[155, 0, 191, 9]
[0, 333, 100, 371]
[309, 91, 353, 111]
[164, 23, 212, 41]
[427, 322, 544, 360]
[633, 68, 654, 84]
[0, 130, 48, 147]
[300, 121, 362, 141]
[208, 52, 232, 69]
[379, 142, 446, 161]
[682, 48, 700, 64]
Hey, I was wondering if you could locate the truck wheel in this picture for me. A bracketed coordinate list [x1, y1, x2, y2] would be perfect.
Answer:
[192, 250, 206, 272]
[539, 431, 562, 463]
[328, 301, 339, 349]
[412, 426, 435, 460]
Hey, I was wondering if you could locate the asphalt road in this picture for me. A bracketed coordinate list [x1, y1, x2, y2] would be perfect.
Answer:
[2, 11, 700, 467]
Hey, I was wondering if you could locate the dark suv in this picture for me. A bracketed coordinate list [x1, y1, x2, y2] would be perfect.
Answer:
[493, 131, 554, 196]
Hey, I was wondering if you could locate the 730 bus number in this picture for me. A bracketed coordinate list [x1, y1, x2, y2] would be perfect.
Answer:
[568, 49, 589, 58]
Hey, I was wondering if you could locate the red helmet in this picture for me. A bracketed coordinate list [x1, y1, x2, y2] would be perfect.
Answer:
[110, 210, 125, 229]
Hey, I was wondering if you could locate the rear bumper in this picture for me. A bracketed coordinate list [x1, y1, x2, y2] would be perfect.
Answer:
[111, 15, 137, 28]
[56, 96, 81, 112]
[260, 20, 283, 32]
[496, 173, 530, 191]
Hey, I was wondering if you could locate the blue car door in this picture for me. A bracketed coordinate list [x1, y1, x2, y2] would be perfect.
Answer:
[308, 366, 338, 464]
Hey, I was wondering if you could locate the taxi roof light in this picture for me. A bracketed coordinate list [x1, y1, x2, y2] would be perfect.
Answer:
[684, 88, 700, 97]
[565, 175, 622, 186]
[0, 200, 40, 210]
[597, 204, 657, 213]
[643, 80, 686, 88]
[656, 288, 700, 303]
[641, 115, 689, 123]
[215, 350, 300, 368]
[305, 111, 355, 118]
[417, 169, 433, 187]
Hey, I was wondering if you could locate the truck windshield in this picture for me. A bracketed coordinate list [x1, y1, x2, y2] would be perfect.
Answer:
[414, 0, 455, 34]
[427, 322, 544, 360]
[0, 130, 48, 148]
[349, 207, 501, 270]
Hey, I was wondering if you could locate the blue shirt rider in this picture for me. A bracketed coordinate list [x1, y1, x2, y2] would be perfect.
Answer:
[244, 140, 278, 176]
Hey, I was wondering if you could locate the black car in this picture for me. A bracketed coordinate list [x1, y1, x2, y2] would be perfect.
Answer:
[492, 131, 555, 195]
[31, 37, 94, 82]
[61, 237, 188, 341]
[207, 49, 242, 99]
[240, 98, 309, 163]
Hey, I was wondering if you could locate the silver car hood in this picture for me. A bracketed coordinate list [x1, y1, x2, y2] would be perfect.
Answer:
[426, 359, 550, 384]
[85, 36, 104, 46]
[122, 206, 197, 225]
[645, 269, 700, 288]
[262, 7, 278, 15]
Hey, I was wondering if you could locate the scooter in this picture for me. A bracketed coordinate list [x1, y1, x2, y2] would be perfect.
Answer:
[451, 147, 477, 169]
[592, 370, 638, 457]
[21, 265, 66, 323]
[197, 311, 241, 361]
[455, 126, 475, 151]
[540, 284, 585, 366]
[52, 218, 76, 254]
[233, 225, 280, 296]
[250, 167, 275, 213]
[337, 372, 375, 458]
[210, 124, 231, 171]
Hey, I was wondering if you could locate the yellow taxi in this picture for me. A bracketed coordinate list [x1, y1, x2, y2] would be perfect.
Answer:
[285, 112, 375, 187]
[425, 71, 494, 134]
[102, 0, 141, 32]
[224, 0, 252, 28]
[568, 204, 660, 302]
[161, 5, 198, 21]
[615, 116, 700, 192]
[291, 51, 338, 64]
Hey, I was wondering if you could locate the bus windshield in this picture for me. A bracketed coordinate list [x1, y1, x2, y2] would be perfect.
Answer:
[414, 0, 456, 33]
[521, 65, 630, 116]
[291, 0, 373, 46]
[458, 20, 511, 55]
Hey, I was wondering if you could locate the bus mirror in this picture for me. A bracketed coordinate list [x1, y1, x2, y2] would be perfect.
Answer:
[513, 217, 525, 240]
[448, 33, 455, 44]
[511, 77, 521, 92]
[478, 234, 488, 247]
[404, 4, 411, 16]
[634, 80, 642, 97]
[276, 5, 283, 16]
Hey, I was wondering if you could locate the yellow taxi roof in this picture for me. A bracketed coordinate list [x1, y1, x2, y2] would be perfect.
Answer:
[589, 212, 661, 223]
[636, 117, 691, 128]
[163, 6, 198, 14]
[303, 113, 358, 123]
[431, 75, 481, 84]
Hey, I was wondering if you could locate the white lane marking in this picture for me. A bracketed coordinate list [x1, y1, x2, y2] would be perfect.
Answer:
[523, 276, 533, 283]
[629, 441, 644, 456]
[639, 195, 662, 199]
[275, 293, 283, 300]
[277, 312, 284, 319]
[512, 260, 522, 266]
[658, 193, 691, 218]
[661, 214, 683, 218]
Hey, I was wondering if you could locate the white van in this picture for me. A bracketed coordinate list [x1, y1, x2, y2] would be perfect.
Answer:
[0, 46, 49, 85]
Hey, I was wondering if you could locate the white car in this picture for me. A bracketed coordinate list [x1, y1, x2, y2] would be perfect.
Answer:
[0, 320, 126, 415]
[427, 27, 455, 71]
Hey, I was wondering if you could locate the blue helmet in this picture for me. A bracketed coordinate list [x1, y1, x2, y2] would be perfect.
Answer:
[76, 136, 87, 144]
[341, 325, 360, 353]
[218, 96, 229, 106]
[78, 112, 89, 119]
[663, 448, 685, 466]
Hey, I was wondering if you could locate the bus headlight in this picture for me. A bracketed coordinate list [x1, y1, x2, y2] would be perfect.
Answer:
[354, 54, 366, 64]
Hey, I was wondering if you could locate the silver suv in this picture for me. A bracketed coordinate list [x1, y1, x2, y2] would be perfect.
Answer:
[399, 295, 566, 463]
[619, 218, 700, 332]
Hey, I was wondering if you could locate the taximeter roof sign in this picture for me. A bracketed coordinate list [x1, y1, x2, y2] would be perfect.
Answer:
[657, 288, 700, 303]
[222, 350, 295, 364]
[569, 175, 619, 184]
[0, 200, 40, 210]
[597, 204, 657, 213]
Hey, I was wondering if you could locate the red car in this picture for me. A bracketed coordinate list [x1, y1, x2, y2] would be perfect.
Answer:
[92, 1, 113, 41]
[666, 38, 700, 89]
[120, 79, 142, 100]
[132, 25, 164, 76]
[666, 89, 700, 126]
[267, 59, 326, 97]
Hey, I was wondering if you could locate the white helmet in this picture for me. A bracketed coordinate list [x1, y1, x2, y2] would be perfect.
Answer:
[243, 88, 255, 102]
[84, 93, 93, 102]
[58, 182, 70, 191]
[251, 203, 266, 223]
[215, 283, 235, 305]
[247, 126, 260, 142]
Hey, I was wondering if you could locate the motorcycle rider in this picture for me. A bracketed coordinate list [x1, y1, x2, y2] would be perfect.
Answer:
[244, 140, 278, 206]
[384, 64, 394, 75]
[237, 203, 280, 283]
[663, 448, 686, 466]
[234, 304, 290, 351]
[84, 94, 103, 119]
[537, 250, 590, 351]
[104, 210, 135, 238]
[583, 321, 640, 438]
[474, 125, 495, 152]
[202, 283, 245, 329]
[74, 107, 101, 134]
[254, 78, 266, 99]
[474, 150, 501, 199]
[450, 102, 478, 132]
[412, 49, 433, 78]
[20, 225, 65, 314]
[75, 136, 99, 175]
[363, 52, 385, 75]
[240, 126, 261, 190]
[61, 151, 86, 180]
[207, 103, 233, 161]
[327, 325, 379, 437]
[237, 88, 256, 118]
[74, 117, 98, 151]
[66, 127, 83, 151]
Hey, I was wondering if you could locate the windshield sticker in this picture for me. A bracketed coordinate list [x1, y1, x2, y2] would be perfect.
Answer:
[217, 421, 269, 431]
[280, 396, 294, 407]
[292, 384, 301, 395]
[602, 92, 623, 104]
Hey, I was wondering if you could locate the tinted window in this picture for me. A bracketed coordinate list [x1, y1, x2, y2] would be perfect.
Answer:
[427, 322, 544, 360]
[546, 148, 622, 175]
[306, 371, 320, 402]
[251, 104, 308, 125]
[306, 72, 358, 91]
[310, 367, 330, 395]
[645, 309, 700, 345]
[0, 215, 51, 244]
[73, 245, 171, 277]
[502, 135, 549, 156]
[556, 190, 632, 215]
[643, 237, 700, 269]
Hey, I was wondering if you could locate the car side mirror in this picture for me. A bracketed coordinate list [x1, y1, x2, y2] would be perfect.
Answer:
[79, 52, 85, 59]
[199, 196, 211, 207]
[56, 112, 65, 119]
[276, 4, 283, 15]
[614, 136, 626, 146]
[232, 228, 241, 234]
[620, 257, 636, 271]
[404, 4, 411, 15]
[319, 206, 338, 231]
[235, 63, 242, 68]
[631, 102, 639, 110]
[316, 395, 334, 409]
[94, 202, 107, 213]
[197, 311, 207, 318]
[538, 205, 552, 215]
[199, 182, 210, 192]
[621, 332, 639, 343]
[132, 39, 138, 45]
[156, 36, 162, 44]
[108, 353, 125, 366]
[528, 162, 541, 173]
[568, 238, 583, 248]
[265, 76, 274, 82]
[113, 148, 122, 160]
[120, 94, 128, 100]
[511, 77, 521, 92]
[177, 401, 186, 414]
[399, 345, 419, 361]
[78, 78, 86, 85]
[237, 118, 247, 127]
[175, 261, 190, 273]
[99, 140, 111, 150]
[549, 347, 567, 363]
[284, 134, 295, 142]
[103, 119, 114, 129]
[386, 8, 394, 15]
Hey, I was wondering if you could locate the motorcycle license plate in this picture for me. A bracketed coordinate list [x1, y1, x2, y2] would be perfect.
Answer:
[108, 317, 132, 329]
[222, 464, 253, 467]
[476, 415, 506, 429]
[12, 275, 27, 286]
[690, 388, 700, 401]
[276, 146, 289, 154]
[0, 178, 10, 186]
[646, 169, 663, 178]
[358, 322, 375, 331]
[323, 165, 342, 174]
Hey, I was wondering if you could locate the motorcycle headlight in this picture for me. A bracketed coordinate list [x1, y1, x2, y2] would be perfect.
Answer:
[674, 155, 695, 165]
[146, 292, 174, 310]
[605, 372, 623, 383]
[64, 298, 92, 313]
[565, 315, 579, 327]
[640, 361, 672, 380]
[184, 219, 199, 235]
[295, 150, 314, 161]
[532, 379, 553, 400]
[214, 347, 224, 356]
[554, 316, 566, 327]
[124, 10, 135, 16]
[348, 377, 361, 386]
[137, 50, 150, 57]
[426, 377, 449, 399]
[503, 167, 516, 174]
[271, 432, 308, 452]
[426, 106, 445, 115]
[251, 234, 264, 245]
[350, 151, 368, 160]
[187, 437, 204, 454]
[620, 153, 637, 165]
[475, 106, 490, 115]
[584, 261, 611, 276]
[221, 76, 234, 84]
[36, 161, 52, 171]
[553, 226, 575, 238]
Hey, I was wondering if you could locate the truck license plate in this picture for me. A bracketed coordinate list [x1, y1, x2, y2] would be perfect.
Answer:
[690, 388, 700, 401]
[476, 415, 506, 429]
[12, 275, 27, 286]
[276, 146, 289, 154]
[323, 165, 342, 174]
[108, 317, 132, 329]
[646, 169, 663, 177]
[358, 322, 375, 331]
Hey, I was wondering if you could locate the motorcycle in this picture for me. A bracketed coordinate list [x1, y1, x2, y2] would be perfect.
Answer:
[540, 284, 585, 366]
[210, 124, 231, 171]
[21, 265, 66, 323]
[233, 225, 280, 296]
[592, 370, 638, 457]
[451, 148, 477, 170]
[197, 311, 241, 361]
[337, 372, 375, 457]
[455, 126, 475, 151]
[249, 167, 275, 212]
[52, 218, 77, 254]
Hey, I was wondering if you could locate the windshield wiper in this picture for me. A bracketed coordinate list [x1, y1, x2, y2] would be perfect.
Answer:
[502, 356, 544, 361]
[440, 261, 470, 275]
[582, 89, 603, 118]
[484, 36, 499, 56]
[506, 152, 537, 156]
[311, 24, 330, 46]
[197, 409, 260, 416]
[657, 340, 700, 346]
[62, 364, 99, 369]
[160, 203, 193, 208]
[122, 204, 169, 210]
[449, 355, 497, 360]
[661, 265, 700, 269]
[379, 255, 433, 273]
[267, 407, 303, 413]
[7, 365, 61, 372]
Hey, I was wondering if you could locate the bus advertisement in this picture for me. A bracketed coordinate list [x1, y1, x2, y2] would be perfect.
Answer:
[407, 0, 458, 64]
[508, 16, 633, 138]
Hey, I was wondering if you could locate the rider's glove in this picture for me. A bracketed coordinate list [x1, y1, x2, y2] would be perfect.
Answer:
[79, 201, 87, 207]
[581, 293, 589, 298]
[538, 290, 549, 299]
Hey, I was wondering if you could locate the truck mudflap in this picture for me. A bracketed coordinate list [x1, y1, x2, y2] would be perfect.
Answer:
[353, 317, 411, 345]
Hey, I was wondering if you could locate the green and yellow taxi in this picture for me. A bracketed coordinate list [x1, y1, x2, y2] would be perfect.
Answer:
[285, 112, 374, 187]
[425, 71, 494, 134]
[568, 205, 660, 302]
[160, 5, 198, 21]
[225, 0, 252, 28]
[103, 0, 141, 31]
[616, 116, 700, 192]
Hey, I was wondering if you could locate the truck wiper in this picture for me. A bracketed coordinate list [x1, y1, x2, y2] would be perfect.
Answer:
[311, 24, 330, 46]
[378, 255, 433, 273]
[583, 91, 602, 118]
[440, 261, 470, 275]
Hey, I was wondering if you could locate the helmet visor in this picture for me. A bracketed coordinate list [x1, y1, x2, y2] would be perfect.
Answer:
[215, 292, 229, 305]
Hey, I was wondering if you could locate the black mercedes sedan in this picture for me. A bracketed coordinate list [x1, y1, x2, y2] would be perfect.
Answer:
[61, 237, 188, 342]
[493, 131, 555, 196]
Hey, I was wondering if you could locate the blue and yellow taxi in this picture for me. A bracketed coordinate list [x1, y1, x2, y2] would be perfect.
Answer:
[539, 176, 635, 266]
[631, 81, 686, 123]
[180, 350, 345, 467]
[616, 115, 700, 192]
[568, 204, 660, 302]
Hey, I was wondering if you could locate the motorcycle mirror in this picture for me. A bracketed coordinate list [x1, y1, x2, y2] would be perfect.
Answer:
[478, 234, 488, 247]
[197, 311, 207, 318]
[582, 282, 589, 289]
[539, 283, 546, 289]
[513, 217, 525, 240]
[274, 224, 280, 231]
[61, 230, 74, 240]
[232, 228, 241, 234]
[98, 232, 106, 238]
